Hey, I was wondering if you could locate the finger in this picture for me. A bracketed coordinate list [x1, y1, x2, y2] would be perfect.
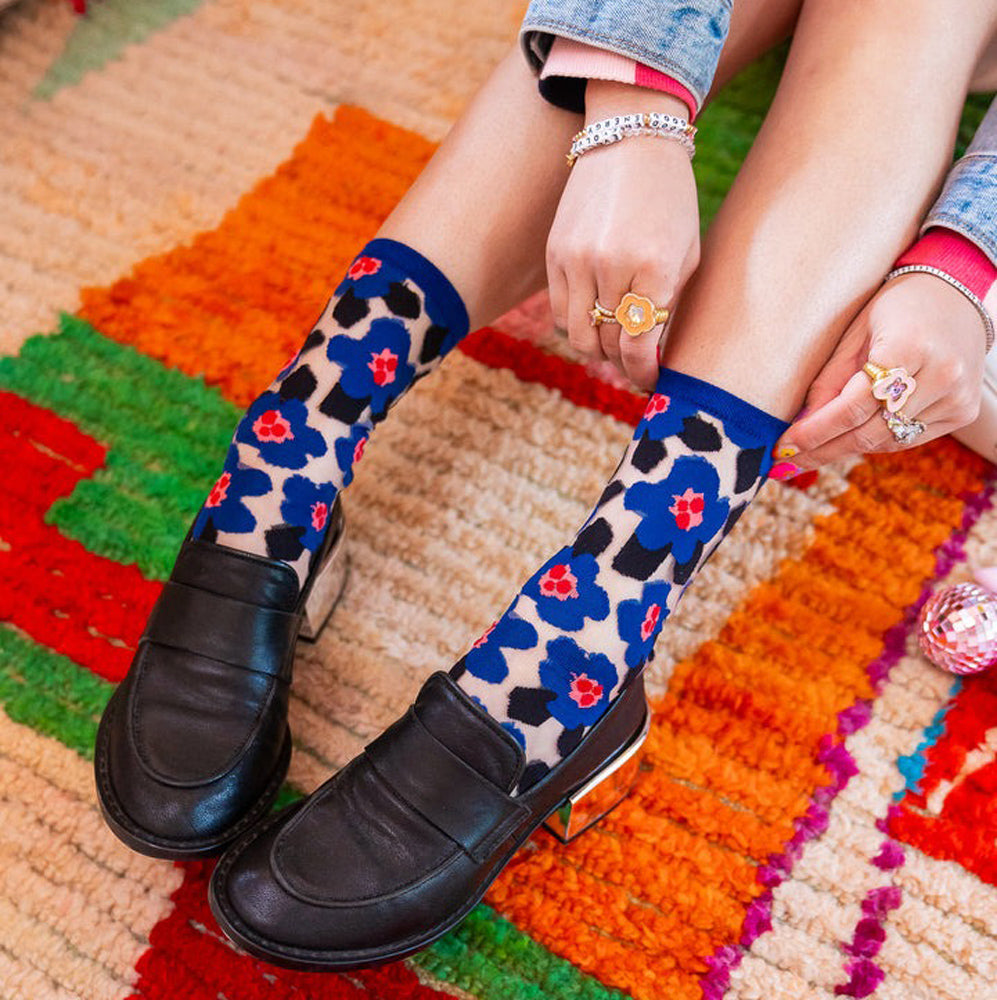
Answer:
[795, 409, 901, 468]
[600, 320, 622, 362]
[565, 270, 604, 360]
[548, 261, 569, 333]
[619, 270, 675, 392]
[773, 313, 872, 457]
[787, 369, 893, 456]
[595, 264, 631, 365]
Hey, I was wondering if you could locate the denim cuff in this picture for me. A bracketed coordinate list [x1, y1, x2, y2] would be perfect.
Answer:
[519, 0, 732, 114]
[922, 154, 997, 267]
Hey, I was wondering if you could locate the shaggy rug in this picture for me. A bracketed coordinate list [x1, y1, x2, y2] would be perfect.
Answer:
[2, 2, 997, 998]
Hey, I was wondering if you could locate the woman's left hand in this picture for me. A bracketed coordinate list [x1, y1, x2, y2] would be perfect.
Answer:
[772, 272, 988, 474]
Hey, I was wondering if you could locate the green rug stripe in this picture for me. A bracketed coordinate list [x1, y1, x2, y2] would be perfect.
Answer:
[696, 46, 784, 230]
[0, 626, 111, 760]
[694, 46, 991, 231]
[416, 905, 629, 1000]
[0, 315, 239, 579]
[34, 0, 208, 100]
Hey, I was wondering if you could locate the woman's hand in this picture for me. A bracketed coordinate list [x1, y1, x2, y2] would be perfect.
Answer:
[546, 82, 700, 392]
[772, 272, 988, 474]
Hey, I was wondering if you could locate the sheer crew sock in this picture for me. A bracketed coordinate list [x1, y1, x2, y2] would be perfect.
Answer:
[192, 238, 469, 586]
[452, 368, 789, 790]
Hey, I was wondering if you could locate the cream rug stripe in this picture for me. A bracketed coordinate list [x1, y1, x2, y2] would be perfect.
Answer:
[0, 707, 181, 1000]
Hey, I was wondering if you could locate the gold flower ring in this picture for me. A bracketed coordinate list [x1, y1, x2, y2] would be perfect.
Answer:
[589, 293, 670, 337]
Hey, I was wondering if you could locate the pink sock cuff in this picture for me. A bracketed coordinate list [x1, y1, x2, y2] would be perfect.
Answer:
[895, 228, 997, 302]
[540, 37, 697, 121]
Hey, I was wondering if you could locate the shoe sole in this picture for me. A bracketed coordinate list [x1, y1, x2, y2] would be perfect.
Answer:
[207, 708, 648, 971]
[94, 695, 293, 861]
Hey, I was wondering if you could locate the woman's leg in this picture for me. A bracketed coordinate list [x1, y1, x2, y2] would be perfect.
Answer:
[663, 0, 997, 418]
[445, 0, 997, 778]
[190, 4, 815, 587]
[190, 47, 583, 585]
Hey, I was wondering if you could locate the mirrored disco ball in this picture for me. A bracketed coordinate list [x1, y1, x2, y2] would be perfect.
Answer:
[918, 582, 997, 676]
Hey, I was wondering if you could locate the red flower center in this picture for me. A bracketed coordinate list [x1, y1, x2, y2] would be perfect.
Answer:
[206, 471, 231, 508]
[569, 673, 604, 709]
[252, 409, 294, 443]
[353, 435, 367, 464]
[368, 348, 399, 387]
[311, 501, 328, 532]
[669, 487, 705, 530]
[538, 564, 579, 600]
[640, 603, 661, 641]
[645, 393, 670, 417]
[347, 255, 382, 280]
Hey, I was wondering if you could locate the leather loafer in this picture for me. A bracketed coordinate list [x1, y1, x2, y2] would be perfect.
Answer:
[94, 500, 348, 860]
[208, 669, 650, 970]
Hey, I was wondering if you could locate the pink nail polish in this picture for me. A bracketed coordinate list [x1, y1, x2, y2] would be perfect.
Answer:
[770, 461, 804, 481]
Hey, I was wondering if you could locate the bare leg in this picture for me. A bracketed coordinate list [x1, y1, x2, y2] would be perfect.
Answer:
[377, 1, 806, 333]
[662, 0, 997, 420]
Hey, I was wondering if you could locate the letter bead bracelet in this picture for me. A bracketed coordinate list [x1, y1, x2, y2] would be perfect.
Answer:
[566, 112, 696, 167]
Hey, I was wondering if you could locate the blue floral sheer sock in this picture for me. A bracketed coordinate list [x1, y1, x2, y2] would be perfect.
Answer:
[452, 369, 790, 791]
[192, 238, 469, 587]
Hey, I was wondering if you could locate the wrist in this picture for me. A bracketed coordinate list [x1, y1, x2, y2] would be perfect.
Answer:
[584, 79, 689, 124]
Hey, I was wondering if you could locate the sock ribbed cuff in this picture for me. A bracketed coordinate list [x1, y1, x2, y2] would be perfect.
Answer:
[361, 238, 470, 340]
[654, 367, 790, 444]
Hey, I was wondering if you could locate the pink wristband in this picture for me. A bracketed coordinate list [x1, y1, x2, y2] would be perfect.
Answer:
[894, 228, 996, 302]
[540, 37, 697, 122]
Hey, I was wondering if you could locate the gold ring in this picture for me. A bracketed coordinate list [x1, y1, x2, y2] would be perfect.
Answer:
[589, 293, 670, 337]
[862, 361, 917, 413]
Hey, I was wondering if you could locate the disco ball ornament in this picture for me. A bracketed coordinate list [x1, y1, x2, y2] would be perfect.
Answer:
[917, 582, 997, 675]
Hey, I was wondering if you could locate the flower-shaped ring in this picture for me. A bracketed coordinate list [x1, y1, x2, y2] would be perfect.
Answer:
[863, 361, 917, 413]
[589, 292, 670, 337]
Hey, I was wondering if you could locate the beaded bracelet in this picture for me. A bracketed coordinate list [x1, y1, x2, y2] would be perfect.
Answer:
[884, 264, 995, 353]
[566, 112, 696, 166]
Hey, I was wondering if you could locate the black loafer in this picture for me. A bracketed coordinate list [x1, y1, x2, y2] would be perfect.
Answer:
[208, 669, 650, 971]
[94, 500, 348, 860]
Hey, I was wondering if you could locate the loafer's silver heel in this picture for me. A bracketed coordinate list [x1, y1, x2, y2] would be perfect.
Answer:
[299, 506, 350, 643]
[543, 702, 652, 844]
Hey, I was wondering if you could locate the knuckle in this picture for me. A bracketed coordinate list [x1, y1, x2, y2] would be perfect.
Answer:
[567, 326, 592, 354]
[845, 398, 872, 428]
[935, 357, 964, 385]
[853, 427, 882, 454]
[957, 399, 980, 427]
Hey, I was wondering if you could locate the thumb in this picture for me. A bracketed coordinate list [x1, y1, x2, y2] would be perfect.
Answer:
[803, 309, 874, 417]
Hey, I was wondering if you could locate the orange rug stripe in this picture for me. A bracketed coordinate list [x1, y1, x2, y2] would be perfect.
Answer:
[487, 442, 987, 999]
[79, 109, 436, 403]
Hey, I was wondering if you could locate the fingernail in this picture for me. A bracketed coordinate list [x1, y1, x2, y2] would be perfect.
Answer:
[770, 461, 803, 481]
[774, 444, 799, 460]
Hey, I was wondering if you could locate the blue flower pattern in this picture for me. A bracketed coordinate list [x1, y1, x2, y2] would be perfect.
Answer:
[624, 456, 729, 564]
[637, 390, 699, 442]
[462, 614, 539, 683]
[522, 549, 610, 631]
[538, 637, 620, 730]
[326, 317, 415, 417]
[617, 580, 673, 670]
[333, 423, 371, 488]
[279, 475, 338, 553]
[234, 392, 327, 469]
[193, 444, 271, 536]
